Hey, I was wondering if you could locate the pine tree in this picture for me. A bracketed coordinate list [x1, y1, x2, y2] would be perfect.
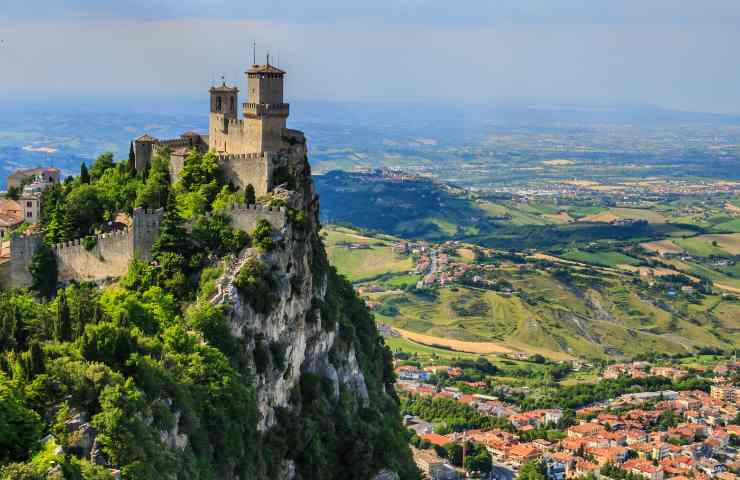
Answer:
[79, 162, 90, 184]
[57, 290, 72, 342]
[128, 142, 136, 175]
[151, 206, 191, 258]
[28, 341, 45, 377]
[244, 183, 256, 205]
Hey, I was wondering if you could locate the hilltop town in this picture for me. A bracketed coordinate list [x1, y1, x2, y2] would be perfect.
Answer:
[397, 357, 740, 480]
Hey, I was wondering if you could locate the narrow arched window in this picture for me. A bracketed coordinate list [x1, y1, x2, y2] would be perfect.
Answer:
[216, 97, 222, 112]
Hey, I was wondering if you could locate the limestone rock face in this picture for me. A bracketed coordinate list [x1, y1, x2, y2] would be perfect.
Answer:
[211, 143, 370, 431]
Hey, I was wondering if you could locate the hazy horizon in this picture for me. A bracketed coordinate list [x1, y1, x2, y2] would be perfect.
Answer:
[2, 1, 740, 114]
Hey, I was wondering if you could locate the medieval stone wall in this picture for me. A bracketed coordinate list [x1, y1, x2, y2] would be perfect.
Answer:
[222, 204, 287, 233]
[5, 208, 164, 287]
[54, 208, 164, 283]
[54, 230, 134, 283]
[132, 208, 164, 261]
[7, 233, 41, 288]
[208, 114, 261, 154]
[218, 153, 273, 196]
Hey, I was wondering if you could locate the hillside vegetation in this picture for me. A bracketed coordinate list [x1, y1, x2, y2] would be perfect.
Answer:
[0, 151, 418, 480]
[322, 226, 740, 361]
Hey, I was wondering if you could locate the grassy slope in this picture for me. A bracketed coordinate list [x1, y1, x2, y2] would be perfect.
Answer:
[322, 227, 414, 282]
[326, 226, 739, 361]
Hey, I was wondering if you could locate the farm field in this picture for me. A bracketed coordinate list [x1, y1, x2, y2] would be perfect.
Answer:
[692, 233, 740, 255]
[322, 226, 414, 282]
[561, 250, 640, 267]
[674, 236, 735, 257]
[640, 240, 685, 255]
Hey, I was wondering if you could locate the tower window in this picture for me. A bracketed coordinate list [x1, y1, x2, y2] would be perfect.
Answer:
[230, 97, 235, 112]
[216, 97, 222, 112]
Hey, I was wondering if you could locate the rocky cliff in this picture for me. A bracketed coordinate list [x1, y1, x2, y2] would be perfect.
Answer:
[206, 140, 418, 479]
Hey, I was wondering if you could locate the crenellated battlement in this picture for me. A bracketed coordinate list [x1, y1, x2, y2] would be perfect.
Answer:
[53, 229, 131, 255]
[220, 203, 287, 232]
[225, 203, 285, 213]
[217, 152, 266, 162]
[6, 208, 165, 287]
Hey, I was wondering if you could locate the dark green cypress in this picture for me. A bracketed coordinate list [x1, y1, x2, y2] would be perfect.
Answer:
[28, 341, 45, 377]
[57, 290, 72, 342]
[128, 142, 136, 175]
[244, 183, 256, 205]
[79, 162, 90, 184]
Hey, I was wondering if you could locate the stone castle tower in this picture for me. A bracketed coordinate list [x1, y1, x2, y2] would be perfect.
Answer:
[208, 60, 290, 154]
[133, 58, 294, 194]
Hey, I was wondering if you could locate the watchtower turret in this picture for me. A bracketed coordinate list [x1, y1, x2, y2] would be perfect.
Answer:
[244, 58, 290, 152]
[210, 81, 239, 119]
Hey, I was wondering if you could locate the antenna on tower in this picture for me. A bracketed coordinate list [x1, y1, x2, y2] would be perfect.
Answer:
[252, 41, 256, 65]
[266, 52, 270, 66]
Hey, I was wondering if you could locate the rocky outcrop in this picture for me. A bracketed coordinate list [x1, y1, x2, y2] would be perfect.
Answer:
[210, 144, 370, 431]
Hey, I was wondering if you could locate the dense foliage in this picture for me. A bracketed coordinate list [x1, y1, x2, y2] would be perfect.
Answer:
[400, 395, 512, 433]
[0, 149, 418, 479]
[234, 258, 277, 314]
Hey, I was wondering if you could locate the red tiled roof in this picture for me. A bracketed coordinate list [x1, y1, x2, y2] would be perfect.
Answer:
[421, 433, 451, 448]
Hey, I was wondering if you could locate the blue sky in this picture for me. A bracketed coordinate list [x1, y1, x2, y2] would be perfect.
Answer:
[2, 1, 740, 113]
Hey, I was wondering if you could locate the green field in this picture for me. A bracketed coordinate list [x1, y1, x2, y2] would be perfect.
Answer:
[322, 227, 414, 282]
[674, 237, 733, 257]
[608, 207, 667, 223]
[713, 218, 740, 233]
[562, 250, 640, 267]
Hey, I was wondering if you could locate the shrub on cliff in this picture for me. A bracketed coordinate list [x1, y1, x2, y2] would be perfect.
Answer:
[82, 236, 97, 251]
[252, 219, 274, 251]
[234, 258, 277, 314]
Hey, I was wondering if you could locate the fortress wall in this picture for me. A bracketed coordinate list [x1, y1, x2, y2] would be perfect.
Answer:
[209, 114, 250, 153]
[169, 151, 186, 183]
[6, 208, 165, 287]
[54, 230, 133, 283]
[132, 208, 164, 261]
[9, 233, 42, 288]
[218, 153, 273, 196]
[222, 204, 287, 233]
[134, 141, 154, 172]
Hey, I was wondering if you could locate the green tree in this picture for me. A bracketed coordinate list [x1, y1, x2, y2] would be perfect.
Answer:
[56, 290, 72, 342]
[65, 184, 105, 236]
[89, 152, 115, 181]
[245, 183, 256, 205]
[234, 258, 277, 314]
[443, 442, 463, 466]
[79, 162, 90, 184]
[6, 185, 21, 200]
[518, 460, 546, 480]
[128, 142, 136, 175]
[29, 244, 57, 299]
[252, 219, 274, 251]
[0, 374, 43, 463]
[27, 341, 45, 377]
[135, 154, 171, 209]
[151, 207, 191, 259]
